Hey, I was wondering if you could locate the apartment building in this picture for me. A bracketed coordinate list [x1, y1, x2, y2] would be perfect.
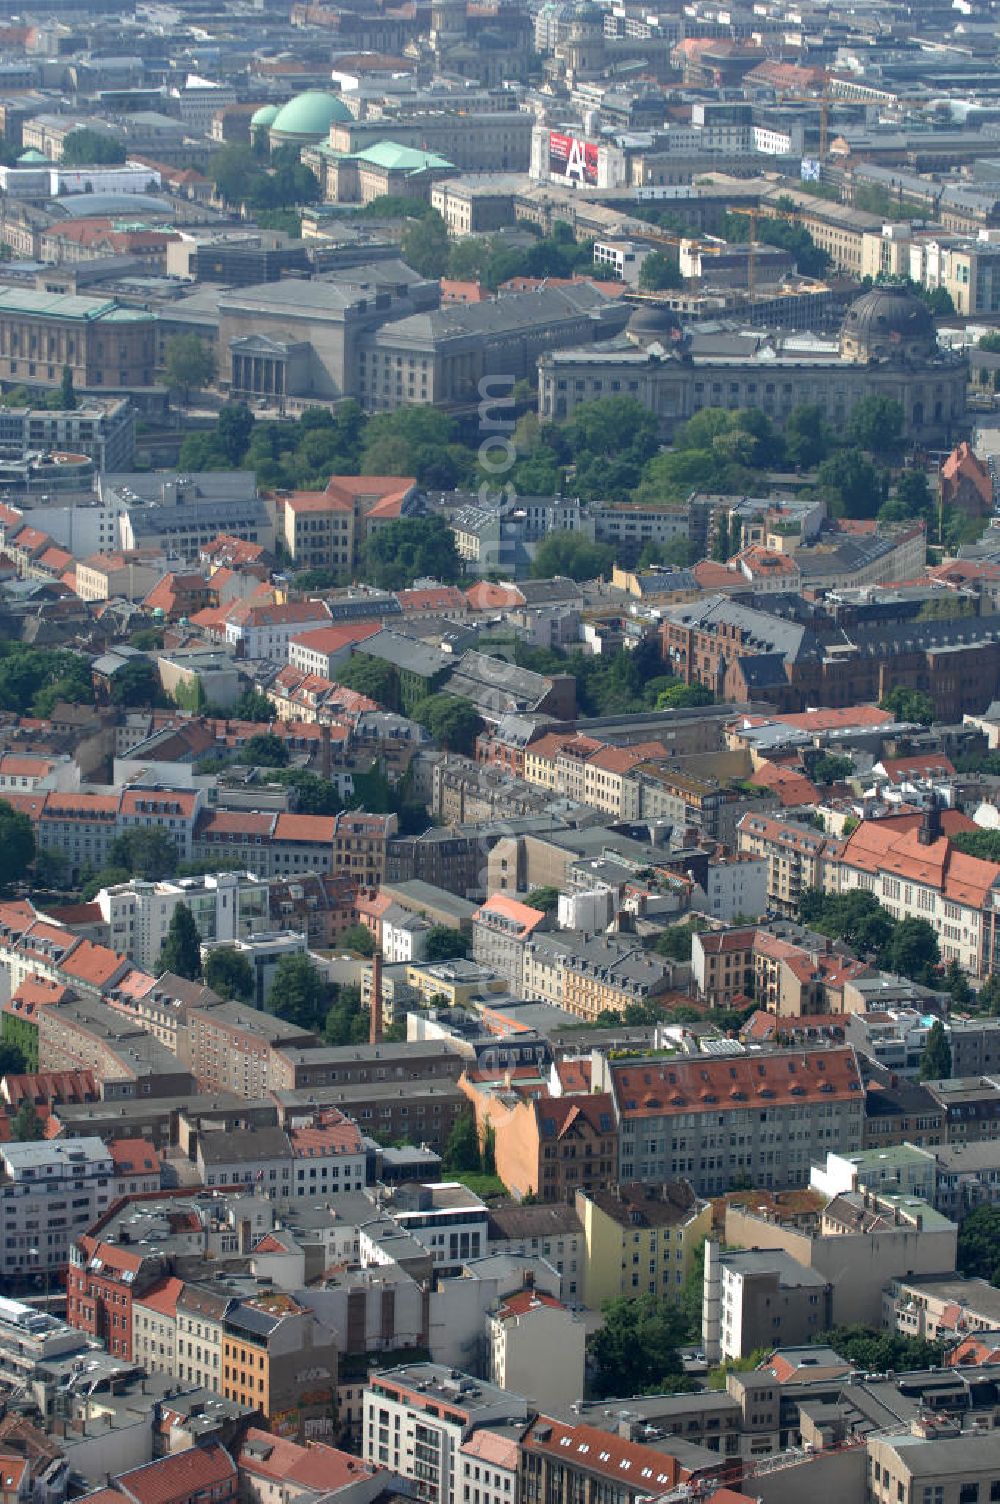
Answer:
[737, 812, 837, 916]
[692, 928, 756, 1008]
[471, 894, 547, 992]
[0, 1137, 114, 1280]
[95, 873, 269, 971]
[197, 1111, 367, 1199]
[363, 1363, 529, 1504]
[37, 994, 194, 1098]
[224, 601, 333, 660]
[704, 1242, 832, 1362]
[222, 1295, 338, 1436]
[488, 1292, 585, 1414]
[576, 1181, 711, 1308]
[561, 935, 672, 1022]
[462, 1080, 618, 1203]
[868, 1427, 1000, 1504]
[595, 1047, 865, 1196]
[281, 476, 419, 571]
[520, 1415, 725, 1504]
[837, 805, 1000, 975]
[181, 1000, 317, 1097]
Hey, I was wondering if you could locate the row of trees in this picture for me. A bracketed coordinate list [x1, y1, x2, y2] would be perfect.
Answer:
[798, 888, 941, 985]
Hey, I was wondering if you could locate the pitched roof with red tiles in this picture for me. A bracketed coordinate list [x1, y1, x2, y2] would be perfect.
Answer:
[59, 939, 130, 988]
[878, 753, 956, 784]
[2, 1069, 97, 1107]
[287, 1109, 362, 1158]
[108, 1138, 159, 1175]
[495, 1290, 564, 1319]
[522, 1418, 702, 1488]
[841, 812, 998, 909]
[116, 1442, 236, 1504]
[273, 813, 337, 845]
[460, 1431, 520, 1470]
[464, 581, 524, 611]
[289, 621, 381, 654]
[134, 1276, 183, 1320]
[534, 1092, 616, 1140]
[474, 893, 546, 936]
[237, 1430, 372, 1493]
[554, 1058, 592, 1093]
[609, 1046, 862, 1118]
[3, 974, 72, 1019]
[395, 586, 467, 613]
[749, 760, 819, 807]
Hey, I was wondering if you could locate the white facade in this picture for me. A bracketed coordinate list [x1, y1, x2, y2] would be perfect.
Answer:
[96, 872, 269, 971]
[225, 608, 331, 661]
[691, 854, 768, 922]
[557, 889, 612, 932]
[0, 1138, 114, 1278]
[50, 164, 162, 196]
[381, 908, 431, 964]
[391, 1185, 489, 1276]
[488, 1298, 585, 1412]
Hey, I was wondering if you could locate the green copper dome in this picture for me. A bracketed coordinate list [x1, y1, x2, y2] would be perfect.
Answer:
[269, 90, 352, 142]
[17, 148, 47, 163]
[250, 103, 279, 127]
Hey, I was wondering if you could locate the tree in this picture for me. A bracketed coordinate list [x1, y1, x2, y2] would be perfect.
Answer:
[784, 404, 830, 468]
[423, 925, 469, 963]
[158, 903, 203, 979]
[892, 468, 933, 520]
[361, 406, 470, 489]
[815, 1325, 944, 1372]
[401, 211, 449, 278]
[945, 958, 973, 1009]
[109, 827, 178, 881]
[336, 655, 397, 706]
[11, 1099, 43, 1141]
[809, 753, 854, 785]
[59, 365, 76, 411]
[411, 693, 483, 756]
[816, 450, 882, 519]
[0, 1041, 26, 1076]
[883, 917, 940, 985]
[341, 923, 376, 957]
[958, 1205, 1000, 1283]
[589, 1294, 689, 1397]
[273, 769, 342, 815]
[848, 396, 905, 456]
[267, 951, 328, 1029]
[879, 687, 936, 726]
[526, 886, 560, 914]
[110, 659, 161, 708]
[638, 249, 682, 291]
[919, 1018, 952, 1081]
[531, 531, 614, 582]
[233, 688, 276, 722]
[237, 732, 289, 768]
[655, 919, 707, 962]
[443, 1113, 481, 1173]
[0, 801, 35, 890]
[203, 947, 254, 1003]
[162, 335, 216, 403]
[324, 983, 369, 1046]
[364, 515, 462, 590]
[216, 402, 254, 465]
[61, 128, 125, 165]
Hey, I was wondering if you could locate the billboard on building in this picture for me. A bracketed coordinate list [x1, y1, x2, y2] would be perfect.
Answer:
[549, 130, 598, 185]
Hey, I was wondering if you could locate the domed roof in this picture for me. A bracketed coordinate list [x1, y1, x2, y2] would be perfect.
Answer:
[250, 103, 279, 127]
[270, 89, 352, 139]
[17, 148, 47, 163]
[627, 302, 679, 344]
[840, 284, 936, 361]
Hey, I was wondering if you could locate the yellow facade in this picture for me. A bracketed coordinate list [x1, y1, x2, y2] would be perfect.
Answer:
[575, 1188, 712, 1309]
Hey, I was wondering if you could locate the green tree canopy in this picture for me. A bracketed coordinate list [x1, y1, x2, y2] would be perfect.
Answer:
[216, 402, 255, 465]
[526, 886, 560, 914]
[410, 693, 483, 756]
[162, 335, 216, 402]
[848, 396, 905, 456]
[110, 658, 161, 708]
[879, 687, 936, 726]
[815, 1325, 944, 1372]
[272, 769, 342, 815]
[638, 249, 682, 290]
[0, 801, 35, 890]
[363, 514, 461, 590]
[203, 947, 254, 1003]
[443, 1112, 481, 1173]
[159, 903, 203, 980]
[817, 450, 883, 518]
[62, 128, 125, 165]
[958, 1205, 1000, 1282]
[401, 210, 449, 278]
[0, 1041, 26, 1076]
[266, 951, 329, 1029]
[109, 827, 178, 881]
[589, 1294, 689, 1397]
[531, 531, 614, 582]
[784, 403, 831, 468]
[11, 1099, 44, 1141]
[919, 1018, 951, 1080]
[883, 918, 940, 986]
[233, 688, 277, 722]
[423, 925, 470, 963]
[336, 655, 397, 706]
[237, 732, 289, 767]
[341, 923, 376, 957]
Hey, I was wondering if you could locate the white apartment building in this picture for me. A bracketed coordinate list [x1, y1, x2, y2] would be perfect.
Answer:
[363, 1364, 528, 1504]
[96, 872, 270, 971]
[381, 904, 431, 964]
[691, 853, 768, 923]
[389, 1183, 489, 1276]
[0, 1138, 114, 1279]
[488, 1292, 585, 1413]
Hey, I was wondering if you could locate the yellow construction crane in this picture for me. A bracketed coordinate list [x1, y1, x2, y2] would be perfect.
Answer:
[773, 79, 832, 162]
[726, 202, 802, 305]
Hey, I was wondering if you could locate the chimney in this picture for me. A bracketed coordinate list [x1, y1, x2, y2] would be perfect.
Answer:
[369, 952, 383, 1045]
[918, 794, 942, 846]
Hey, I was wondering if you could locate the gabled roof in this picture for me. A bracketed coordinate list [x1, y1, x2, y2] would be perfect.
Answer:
[116, 1443, 236, 1504]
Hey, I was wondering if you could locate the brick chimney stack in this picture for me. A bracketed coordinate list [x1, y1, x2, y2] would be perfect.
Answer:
[369, 952, 383, 1045]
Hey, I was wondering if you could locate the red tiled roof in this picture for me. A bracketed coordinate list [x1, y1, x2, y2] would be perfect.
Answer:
[108, 1137, 159, 1175]
[237, 1430, 372, 1492]
[134, 1276, 183, 1319]
[474, 893, 546, 935]
[610, 1046, 862, 1118]
[289, 622, 381, 654]
[116, 1442, 236, 1504]
[496, 1290, 564, 1319]
[842, 812, 997, 909]
[59, 939, 129, 987]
